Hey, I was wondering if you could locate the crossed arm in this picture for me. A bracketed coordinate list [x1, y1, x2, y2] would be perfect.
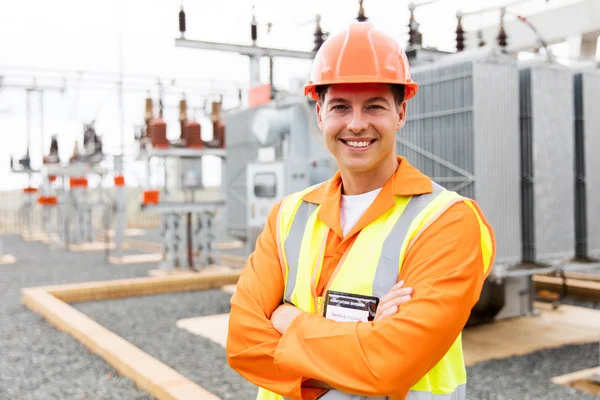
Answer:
[226, 200, 494, 399]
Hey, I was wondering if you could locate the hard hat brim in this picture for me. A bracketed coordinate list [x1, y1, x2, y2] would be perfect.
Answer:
[305, 79, 418, 102]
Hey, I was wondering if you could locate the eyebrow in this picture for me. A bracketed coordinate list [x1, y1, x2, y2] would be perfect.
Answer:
[327, 97, 391, 105]
[365, 97, 391, 105]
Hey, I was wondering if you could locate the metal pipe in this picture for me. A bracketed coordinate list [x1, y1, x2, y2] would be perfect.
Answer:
[174, 38, 314, 59]
[39, 90, 44, 169]
[26, 89, 31, 172]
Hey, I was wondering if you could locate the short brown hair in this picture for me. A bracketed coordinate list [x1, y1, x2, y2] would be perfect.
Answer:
[315, 84, 405, 108]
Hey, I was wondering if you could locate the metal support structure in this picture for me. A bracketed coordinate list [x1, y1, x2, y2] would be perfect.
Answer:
[174, 38, 315, 60]
[174, 8, 316, 91]
[39, 90, 44, 171]
[112, 155, 127, 259]
[138, 146, 227, 270]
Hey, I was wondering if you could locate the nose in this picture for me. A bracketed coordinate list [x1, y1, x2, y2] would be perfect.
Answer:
[347, 109, 368, 134]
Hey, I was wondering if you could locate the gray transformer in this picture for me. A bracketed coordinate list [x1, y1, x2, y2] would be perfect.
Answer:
[574, 69, 600, 260]
[223, 97, 335, 243]
[519, 61, 575, 265]
[401, 49, 522, 267]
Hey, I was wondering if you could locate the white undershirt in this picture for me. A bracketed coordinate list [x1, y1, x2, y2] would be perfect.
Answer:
[340, 187, 382, 237]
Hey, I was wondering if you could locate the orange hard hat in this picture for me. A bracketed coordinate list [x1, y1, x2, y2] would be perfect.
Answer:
[304, 22, 418, 101]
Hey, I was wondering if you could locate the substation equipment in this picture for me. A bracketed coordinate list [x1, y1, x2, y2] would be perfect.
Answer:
[8, 86, 114, 249]
[133, 96, 227, 270]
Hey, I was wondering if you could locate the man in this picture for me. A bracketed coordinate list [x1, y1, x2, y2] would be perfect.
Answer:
[227, 22, 495, 400]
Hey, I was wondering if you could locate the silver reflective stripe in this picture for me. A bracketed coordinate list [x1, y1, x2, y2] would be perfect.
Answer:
[283, 201, 318, 303]
[372, 183, 445, 298]
[311, 384, 466, 400]
[406, 385, 466, 400]
[317, 390, 386, 399]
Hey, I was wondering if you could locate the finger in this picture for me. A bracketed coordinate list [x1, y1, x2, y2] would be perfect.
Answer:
[375, 305, 398, 321]
[376, 294, 409, 318]
[380, 287, 413, 304]
[378, 294, 411, 314]
[388, 294, 411, 307]
[379, 283, 407, 303]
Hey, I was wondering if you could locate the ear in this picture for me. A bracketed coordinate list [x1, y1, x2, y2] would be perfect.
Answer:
[316, 101, 324, 131]
[396, 102, 407, 131]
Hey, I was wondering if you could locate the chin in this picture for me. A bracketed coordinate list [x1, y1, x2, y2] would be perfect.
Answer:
[341, 159, 375, 173]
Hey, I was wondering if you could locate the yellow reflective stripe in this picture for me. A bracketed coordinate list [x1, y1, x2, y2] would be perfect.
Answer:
[398, 190, 462, 270]
[410, 334, 466, 393]
[464, 200, 494, 275]
[256, 387, 283, 400]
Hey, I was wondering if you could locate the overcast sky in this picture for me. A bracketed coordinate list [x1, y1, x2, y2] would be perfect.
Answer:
[0, 0, 585, 190]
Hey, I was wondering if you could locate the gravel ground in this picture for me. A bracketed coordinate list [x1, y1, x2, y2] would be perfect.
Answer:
[561, 297, 600, 309]
[0, 234, 157, 399]
[74, 288, 600, 400]
[467, 343, 599, 400]
[73, 291, 256, 400]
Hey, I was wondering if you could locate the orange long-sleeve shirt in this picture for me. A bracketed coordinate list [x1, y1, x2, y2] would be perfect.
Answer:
[226, 157, 496, 399]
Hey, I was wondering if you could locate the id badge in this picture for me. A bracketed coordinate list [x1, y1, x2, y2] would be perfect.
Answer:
[323, 290, 379, 322]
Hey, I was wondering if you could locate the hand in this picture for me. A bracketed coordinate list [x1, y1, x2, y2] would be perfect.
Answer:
[374, 280, 413, 321]
[271, 304, 303, 335]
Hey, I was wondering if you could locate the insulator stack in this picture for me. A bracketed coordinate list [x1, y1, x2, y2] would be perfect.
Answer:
[179, 98, 187, 121]
[179, 7, 186, 36]
[313, 15, 325, 52]
[251, 8, 257, 43]
[497, 25, 508, 48]
[456, 15, 465, 52]
[213, 121, 225, 148]
[185, 121, 204, 148]
[148, 118, 169, 148]
[357, 0, 367, 22]
[497, 8, 508, 49]
[179, 97, 188, 139]
[145, 97, 153, 122]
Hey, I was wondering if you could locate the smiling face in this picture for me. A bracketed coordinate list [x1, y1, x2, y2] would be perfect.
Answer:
[316, 83, 406, 177]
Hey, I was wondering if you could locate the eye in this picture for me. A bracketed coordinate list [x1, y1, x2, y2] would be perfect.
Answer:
[367, 105, 385, 110]
[331, 105, 348, 111]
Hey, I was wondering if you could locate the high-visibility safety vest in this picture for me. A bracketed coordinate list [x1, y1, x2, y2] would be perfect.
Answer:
[257, 182, 494, 400]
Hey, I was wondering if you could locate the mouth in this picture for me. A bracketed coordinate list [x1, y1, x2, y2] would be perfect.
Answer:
[339, 138, 376, 151]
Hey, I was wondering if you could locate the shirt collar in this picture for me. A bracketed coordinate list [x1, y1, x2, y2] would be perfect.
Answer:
[301, 156, 433, 239]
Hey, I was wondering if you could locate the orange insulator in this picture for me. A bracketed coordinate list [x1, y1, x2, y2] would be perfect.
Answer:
[185, 120, 204, 148]
[23, 187, 38, 194]
[38, 196, 58, 206]
[143, 189, 160, 205]
[48, 175, 57, 183]
[69, 177, 88, 188]
[148, 118, 169, 148]
[114, 175, 125, 187]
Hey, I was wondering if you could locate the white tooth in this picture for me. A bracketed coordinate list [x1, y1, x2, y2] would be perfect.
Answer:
[347, 140, 370, 148]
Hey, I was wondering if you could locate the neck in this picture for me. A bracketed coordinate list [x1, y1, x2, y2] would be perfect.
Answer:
[340, 156, 399, 195]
